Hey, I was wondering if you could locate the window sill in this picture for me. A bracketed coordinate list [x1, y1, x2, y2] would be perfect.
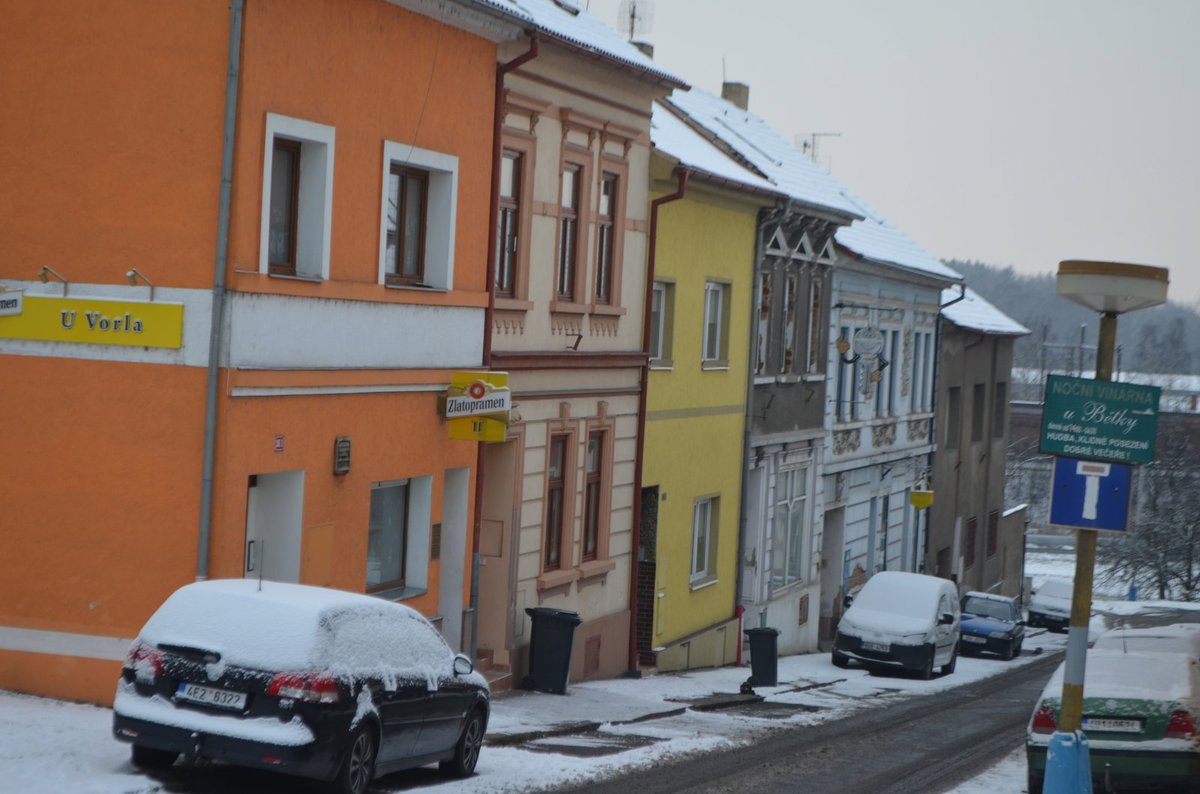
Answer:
[577, 558, 616, 580]
[369, 585, 428, 602]
[536, 568, 579, 591]
[549, 300, 587, 315]
[268, 271, 325, 283]
[589, 304, 627, 317]
[689, 576, 719, 592]
[385, 281, 447, 293]
[649, 361, 674, 371]
[495, 297, 534, 312]
[701, 360, 730, 371]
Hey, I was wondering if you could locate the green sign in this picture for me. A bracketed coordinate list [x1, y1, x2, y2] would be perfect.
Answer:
[1040, 375, 1160, 464]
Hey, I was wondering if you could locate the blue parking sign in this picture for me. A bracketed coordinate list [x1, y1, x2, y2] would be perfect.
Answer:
[1049, 456, 1132, 532]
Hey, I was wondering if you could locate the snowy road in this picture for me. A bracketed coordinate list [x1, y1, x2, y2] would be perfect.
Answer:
[551, 652, 1064, 794]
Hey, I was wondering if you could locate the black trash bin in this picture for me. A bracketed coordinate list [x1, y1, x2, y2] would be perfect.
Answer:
[523, 607, 582, 694]
[744, 626, 780, 687]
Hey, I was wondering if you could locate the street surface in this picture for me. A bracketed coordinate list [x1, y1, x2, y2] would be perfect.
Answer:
[556, 652, 1063, 794]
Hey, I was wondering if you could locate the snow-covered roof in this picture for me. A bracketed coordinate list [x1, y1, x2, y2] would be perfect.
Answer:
[835, 197, 963, 283]
[665, 88, 863, 219]
[665, 89, 961, 283]
[941, 286, 1030, 336]
[650, 102, 781, 196]
[505, 0, 684, 87]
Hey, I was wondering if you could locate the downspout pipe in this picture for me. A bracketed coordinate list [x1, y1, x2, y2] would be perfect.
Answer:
[469, 34, 539, 661]
[197, 0, 244, 580]
[733, 210, 770, 663]
[628, 167, 688, 674]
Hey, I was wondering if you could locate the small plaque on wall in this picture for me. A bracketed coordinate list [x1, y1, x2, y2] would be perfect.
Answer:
[333, 436, 351, 475]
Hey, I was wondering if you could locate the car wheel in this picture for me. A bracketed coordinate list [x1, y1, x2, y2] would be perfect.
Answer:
[131, 744, 178, 770]
[831, 651, 850, 669]
[332, 723, 377, 794]
[1002, 640, 1015, 661]
[941, 646, 957, 676]
[440, 708, 484, 779]
[919, 645, 935, 680]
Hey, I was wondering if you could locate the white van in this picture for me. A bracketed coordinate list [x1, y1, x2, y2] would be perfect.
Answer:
[831, 571, 961, 679]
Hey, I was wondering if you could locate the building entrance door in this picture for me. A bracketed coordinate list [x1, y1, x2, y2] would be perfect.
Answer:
[244, 471, 305, 583]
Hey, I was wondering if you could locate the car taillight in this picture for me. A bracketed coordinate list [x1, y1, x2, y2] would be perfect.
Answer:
[1167, 710, 1196, 740]
[126, 641, 163, 682]
[266, 672, 340, 704]
[1032, 705, 1057, 734]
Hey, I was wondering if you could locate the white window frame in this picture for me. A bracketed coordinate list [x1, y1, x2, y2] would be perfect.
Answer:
[649, 281, 668, 364]
[702, 280, 728, 366]
[366, 475, 432, 598]
[771, 466, 808, 592]
[260, 113, 335, 280]
[378, 141, 459, 291]
[690, 496, 717, 584]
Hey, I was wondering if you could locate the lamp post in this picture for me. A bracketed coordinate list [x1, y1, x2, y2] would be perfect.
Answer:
[1047, 260, 1168, 791]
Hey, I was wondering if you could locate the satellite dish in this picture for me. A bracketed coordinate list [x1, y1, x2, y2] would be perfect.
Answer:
[617, 0, 653, 40]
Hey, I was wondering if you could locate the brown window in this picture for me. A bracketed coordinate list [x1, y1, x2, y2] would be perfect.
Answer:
[807, 275, 823, 373]
[993, 382, 1008, 438]
[594, 173, 617, 305]
[582, 431, 604, 562]
[385, 165, 428, 286]
[496, 150, 521, 298]
[268, 139, 301, 274]
[986, 510, 999, 558]
[557, 164, 581, 301]
[544, 435, 568, 571]
[965, 516, 977, 570]
[971, 383, 986, 442]
[946, 386, 962, 447]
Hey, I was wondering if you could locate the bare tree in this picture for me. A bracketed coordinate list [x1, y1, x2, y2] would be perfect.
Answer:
[1100, 433, 1200, 601]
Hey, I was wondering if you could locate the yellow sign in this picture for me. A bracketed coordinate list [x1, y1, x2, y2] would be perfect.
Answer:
[446, 371, 510, 443]
[0, 294, 184, 349]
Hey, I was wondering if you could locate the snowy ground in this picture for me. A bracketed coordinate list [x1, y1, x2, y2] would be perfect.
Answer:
[2, 553, 1197, 794]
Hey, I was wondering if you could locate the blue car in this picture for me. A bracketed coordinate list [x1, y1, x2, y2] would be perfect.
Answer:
[958, 592, 1024, 660]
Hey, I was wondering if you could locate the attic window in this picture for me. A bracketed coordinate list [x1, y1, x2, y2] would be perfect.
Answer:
[551, 0, 582, 14]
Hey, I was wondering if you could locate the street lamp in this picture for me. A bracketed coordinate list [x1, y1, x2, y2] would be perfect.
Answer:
[1048, 260, 1168, 791]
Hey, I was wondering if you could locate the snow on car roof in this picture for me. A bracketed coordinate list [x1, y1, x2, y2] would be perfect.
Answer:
[1042, 650, 1199, 702]
[963, 591, 1015, 603]
[137, 579, 434, 673]
[853, 571, 952, 619]
[1094, 624, 1200, 656]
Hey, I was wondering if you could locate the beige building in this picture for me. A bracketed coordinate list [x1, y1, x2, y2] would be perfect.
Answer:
[476, 11, 684, 685]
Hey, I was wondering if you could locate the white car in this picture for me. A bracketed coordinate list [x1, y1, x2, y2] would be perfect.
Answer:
[1027, 578, 1073, 632]
[1093, 623, 1200, 660]
[831, 571, 961, 679]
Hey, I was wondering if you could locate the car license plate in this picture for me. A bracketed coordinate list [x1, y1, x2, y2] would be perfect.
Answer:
[862, 641, 890, 653]
[176, 682, 247, 711]
[1083, 717, 1141, 733]
[962, 635, 987, 644]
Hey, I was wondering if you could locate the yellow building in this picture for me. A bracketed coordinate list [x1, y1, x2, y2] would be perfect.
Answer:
[636, 102, 783, 671]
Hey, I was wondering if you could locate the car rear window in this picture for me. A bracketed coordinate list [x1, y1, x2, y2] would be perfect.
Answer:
[1037, 579, 1073, 598]
[138, 580, 430, 674]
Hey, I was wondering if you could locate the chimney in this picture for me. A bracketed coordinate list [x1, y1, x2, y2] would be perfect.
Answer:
[722, 81, 749, 111]
[632, 41, 654, 59]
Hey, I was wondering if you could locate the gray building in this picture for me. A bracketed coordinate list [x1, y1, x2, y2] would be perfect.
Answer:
[930, 288, 1029, 597]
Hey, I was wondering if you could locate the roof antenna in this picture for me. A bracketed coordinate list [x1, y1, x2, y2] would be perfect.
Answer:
[617, 0, 652, 41]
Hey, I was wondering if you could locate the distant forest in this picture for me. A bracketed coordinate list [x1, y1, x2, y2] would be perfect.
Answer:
[944, 260, 1200, 376]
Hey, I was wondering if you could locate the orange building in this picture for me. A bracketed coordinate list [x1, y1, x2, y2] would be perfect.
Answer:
[0, 0, 523, 705]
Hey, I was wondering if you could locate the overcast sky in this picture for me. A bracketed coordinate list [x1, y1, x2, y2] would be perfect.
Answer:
[586, 0, 1200, 306]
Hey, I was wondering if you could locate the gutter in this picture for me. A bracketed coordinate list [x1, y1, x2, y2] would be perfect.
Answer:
[733, 207, 771, 664]
[197, 0, 244, 580]
[469, 33, 539, 663]
[628, 167, 688, 674]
